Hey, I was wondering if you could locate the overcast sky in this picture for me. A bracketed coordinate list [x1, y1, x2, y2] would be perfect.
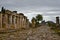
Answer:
[0, 0, 60, 22]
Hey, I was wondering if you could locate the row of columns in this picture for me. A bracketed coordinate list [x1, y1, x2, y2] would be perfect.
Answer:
[0, 12, 29, 29]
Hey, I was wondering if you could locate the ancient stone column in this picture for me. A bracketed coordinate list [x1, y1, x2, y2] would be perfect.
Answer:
[2, 13, 8, 29]
[15, 16, 18, 29]
[16, 15, 20, 29]
[17, 16, 20, 29]
[14, 16, 16, 29]
[1, 14, 5, 28]
[0, 13, 3, 28]
[14, 15, 17, 29]
[19, 13, 24, 29]
[10, 15, 12, 24]
[12, 11, 17, 29]
[7, 14, 11, 29]
[21, 16, 24, 28]
[56, 16, 59, 27]
[19, 15, 22, 28]
[56, 17, 59, 24]
[23, 16, 27, 28]
[11, 15, 16, 29]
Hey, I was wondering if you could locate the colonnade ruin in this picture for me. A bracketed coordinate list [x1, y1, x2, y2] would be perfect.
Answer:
[0, 7, 29, 30]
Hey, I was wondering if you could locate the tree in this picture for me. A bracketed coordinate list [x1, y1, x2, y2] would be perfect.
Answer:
[36, 14, 43, 23]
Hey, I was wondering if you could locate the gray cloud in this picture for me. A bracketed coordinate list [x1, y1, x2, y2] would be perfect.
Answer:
[0, 0, 60, 22]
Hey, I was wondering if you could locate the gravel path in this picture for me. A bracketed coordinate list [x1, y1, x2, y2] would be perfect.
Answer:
[0, 25, 60, 40]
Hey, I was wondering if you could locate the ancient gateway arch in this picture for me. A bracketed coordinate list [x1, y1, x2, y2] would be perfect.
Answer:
[0, 7, 29, 29]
